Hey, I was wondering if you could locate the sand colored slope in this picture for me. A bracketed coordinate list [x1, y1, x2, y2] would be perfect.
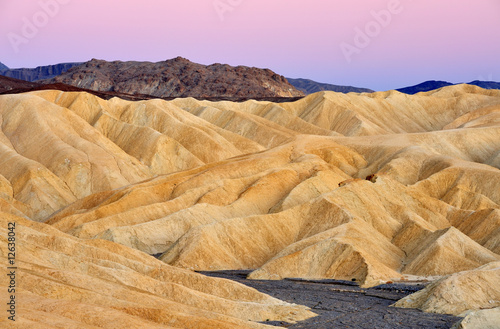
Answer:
[2, 86, 499, 220]
[0, 213, 314, 328]
[274, 85, 500, 135]
[450, 209, 500, 254]
[173, 85, 500, 137]
[247, 219, 404, 287]
[46, 133, 500, 287]
[171, 98, 338, 144]
[394, 261, 500, 315]
[0, 91, 288, 220]
[451, 307, 500, 329]
[444, 104, 500, 130]
[36, 91, 265, 162]
[0, 94, 146, 220]
[401, 227, 499, 275]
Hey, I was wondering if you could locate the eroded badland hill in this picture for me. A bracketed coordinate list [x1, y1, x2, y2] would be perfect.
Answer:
[1, 85, 499, 327]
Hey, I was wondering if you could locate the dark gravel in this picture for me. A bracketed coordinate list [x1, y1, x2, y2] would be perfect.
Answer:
[199, 270, 461, 329]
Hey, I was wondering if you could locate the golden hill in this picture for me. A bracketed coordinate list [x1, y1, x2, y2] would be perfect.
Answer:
[0, 213, 313, 327]
[1, 86, 500, 323]
[394, 261, 500, 315]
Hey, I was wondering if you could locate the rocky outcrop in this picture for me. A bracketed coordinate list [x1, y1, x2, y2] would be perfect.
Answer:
[42, 57, 304, 98]
[394, 262, 500, 315]
[451, 307, 500, 329]
[287, 78, 374, 94]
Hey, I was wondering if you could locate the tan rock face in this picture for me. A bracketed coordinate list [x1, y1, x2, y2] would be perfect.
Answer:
[451, 307, 500, 329]
[0, 213, 314, 327]
[394, 262, 500, 315]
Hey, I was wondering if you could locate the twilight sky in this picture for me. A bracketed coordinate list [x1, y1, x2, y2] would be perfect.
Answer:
[1, 0, 499, 90]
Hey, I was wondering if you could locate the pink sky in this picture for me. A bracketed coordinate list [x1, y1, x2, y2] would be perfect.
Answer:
[1, 0, 499, 90]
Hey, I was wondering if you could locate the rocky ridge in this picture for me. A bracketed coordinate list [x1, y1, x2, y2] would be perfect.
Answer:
[287, 78, 374, 94]
[42, 58, 304, 98]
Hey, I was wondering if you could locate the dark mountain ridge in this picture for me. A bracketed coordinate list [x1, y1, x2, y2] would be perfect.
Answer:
[397, 80, 500, 94]
[468, 80, 500, 90]
[287, 78, 374, 94]
[0, 62, 83, 82]
[41, 57, 305, 98]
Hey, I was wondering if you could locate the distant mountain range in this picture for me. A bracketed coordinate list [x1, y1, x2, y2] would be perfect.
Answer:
[287, 78, 374, 94]
[1, 60, 500, 98]
[396, 81, 454, 94]
[397, 80, 500, 94]
[468, 80, 500, 90]
[0, 62, 82, 82]
[0, 60, 374, 98]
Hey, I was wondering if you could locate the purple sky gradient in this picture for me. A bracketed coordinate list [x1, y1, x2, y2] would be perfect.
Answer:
[1, 0, 499, 90]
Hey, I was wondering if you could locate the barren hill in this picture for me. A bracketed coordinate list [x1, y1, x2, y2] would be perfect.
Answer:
[0, 75, 39, 93]
[42, 58, 305, 98]
[0, 213, 313, 327]
[1, 86, 500, 324]
[395, 262, 500, 315]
